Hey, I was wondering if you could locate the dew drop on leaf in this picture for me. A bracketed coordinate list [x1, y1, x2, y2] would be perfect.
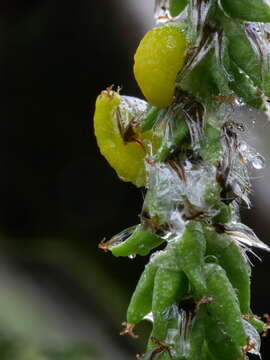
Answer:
[252, 154, 265, 169]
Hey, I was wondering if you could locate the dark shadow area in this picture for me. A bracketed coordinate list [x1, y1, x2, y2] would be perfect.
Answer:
[0, 0, 269, 358]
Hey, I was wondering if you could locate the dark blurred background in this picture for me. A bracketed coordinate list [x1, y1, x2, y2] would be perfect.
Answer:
[0, 0, 269, 358]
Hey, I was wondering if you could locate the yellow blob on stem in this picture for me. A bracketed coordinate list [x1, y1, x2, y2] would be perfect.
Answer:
[94, 88, 160, 187]
[134, 23, 187, 108]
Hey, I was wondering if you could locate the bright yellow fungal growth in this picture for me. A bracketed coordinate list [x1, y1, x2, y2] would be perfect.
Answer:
[134, 24, 187, 108]
[94, 89, 160, 187]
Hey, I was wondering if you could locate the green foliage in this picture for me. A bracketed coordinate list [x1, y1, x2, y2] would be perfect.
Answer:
[95, 0, 270, 358]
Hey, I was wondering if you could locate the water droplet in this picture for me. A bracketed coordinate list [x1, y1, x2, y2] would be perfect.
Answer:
[235, 122, 245, 132]
[128, 254, 136, 259]
[154, 0, 171, 23]
[143, 312, 153, 323]
[252, 154, 265, 169]
[239, 143, 247, 152]
[205, 255, 219, 264]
